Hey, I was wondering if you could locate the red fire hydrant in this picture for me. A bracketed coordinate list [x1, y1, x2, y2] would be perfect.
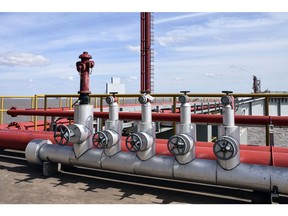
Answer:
[76, 51, 95, 104]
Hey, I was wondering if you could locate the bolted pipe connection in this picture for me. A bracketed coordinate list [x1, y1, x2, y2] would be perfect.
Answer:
[214, 91, 240, 170]
[167, 91, 195, 165]
[93, 92, 122, 157]
[76, 51, 95, 104]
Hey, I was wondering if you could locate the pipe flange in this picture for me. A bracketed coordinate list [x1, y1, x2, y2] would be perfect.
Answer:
[167, 134, 193, 156]
[213, 136, 238, 160]
[25, 139, 52, 165]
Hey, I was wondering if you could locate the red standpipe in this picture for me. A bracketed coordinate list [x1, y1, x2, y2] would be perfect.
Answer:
[140, 12, 152, 93]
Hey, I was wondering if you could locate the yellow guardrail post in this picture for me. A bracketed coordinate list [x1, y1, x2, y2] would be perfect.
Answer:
[0, 97, 4, 125]
[173, 96, 177, 135]
[265, 96, 270, 147]
[33, 94, 38, 131]
[44, 95, 48, 131]
[59, 97, 62, 108]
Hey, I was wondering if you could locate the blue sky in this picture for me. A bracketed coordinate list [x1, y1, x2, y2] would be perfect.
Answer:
[1, 12, 288, 95]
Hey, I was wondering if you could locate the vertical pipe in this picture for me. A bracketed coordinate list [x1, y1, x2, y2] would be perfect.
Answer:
[265, 97, 270, 147]
[140, 13, 145, 92]
[180, 103, 191, 125]
[140, 12, 151, 93]
[44, 96, 48, 131]
[141, 102, 152, 123]
[59, 97, 62, 108]
[173, 96, 177, 135]
[34, 94, 38, 131]
[0, 97, 4, 125]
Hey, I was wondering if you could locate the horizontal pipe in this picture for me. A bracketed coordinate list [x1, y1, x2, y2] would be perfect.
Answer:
[0, 129, 55, 151]
[0, 129, 287, 167]
[7, 108, 288, 126]
[26, 141, 288, 194]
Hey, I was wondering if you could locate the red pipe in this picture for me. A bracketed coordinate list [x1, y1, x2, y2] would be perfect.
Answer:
[0, 129, 55, 151]
[140, 12, 152, 93]
[7, 108, 288, 126]
[1, 129, 287, 167]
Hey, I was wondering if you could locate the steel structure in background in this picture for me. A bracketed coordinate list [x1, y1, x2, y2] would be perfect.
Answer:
[253, 75, 261, 93]
[140, 12, 154, 93]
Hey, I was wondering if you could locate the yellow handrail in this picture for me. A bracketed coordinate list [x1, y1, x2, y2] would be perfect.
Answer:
[1, 92, 288, 146]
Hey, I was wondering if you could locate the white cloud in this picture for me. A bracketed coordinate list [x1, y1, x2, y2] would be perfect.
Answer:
[155, 13, 288, 47]
[173, 39, 288, 54]
[174, 76, 182, 80]
[126, 76, 138, 82]
[207, 13, 288, 29]
[155, 13, 213, 25]
[204, 72, 215, 77]
[0, 52, 49, 67]
[68, 76, 74, 81]
[127, 45, 140, 53]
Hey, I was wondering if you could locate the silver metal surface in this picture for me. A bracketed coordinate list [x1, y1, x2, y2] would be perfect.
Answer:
[217, 163, 271, 191]
[141, 102, 152, 123]
[70, 148, 102, 169]
[39, 144, 73, 165]
[270, 166, 288, 194]
[218, 126, 240, 140]
[101, 151, 136, 174]
[26, 140, 288, 195]
[25, 139, 52, 165]
[68, 124, 92, 144]
[173, 158, 217, 184]
[104, 119, 122, 157]
[73, 104, 94, 158]
[134, 154, 174, 178]
[222, 105, 235, 126]
[108, 102, 119, 121]
[213, 136, 240, 171]
[180, 103, 191, 125]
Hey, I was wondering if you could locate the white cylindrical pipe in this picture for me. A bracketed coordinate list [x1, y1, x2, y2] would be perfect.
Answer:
[101, 152, 136, 174]
[70, 148, 102, 169]
[27, 141, 288, 195]
[270, 166, 288, 194]
[217, 163, 270, 191]
[173, 159, 217, 184]
[180, 103, 191, 125]
[73, 104, 94, 157]
[134, 154, 174, 178]
[223, 105, 235, 126]
[39, 144, 72, 165]
[109, 102, 119, 121]
[142, 102, 152, 123]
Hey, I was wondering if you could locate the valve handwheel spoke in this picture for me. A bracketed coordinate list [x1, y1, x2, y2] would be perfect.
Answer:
[93, 132, 108, 149]
[126, 134, 142, 152]
[167, 135, 189, 156]
[54, 125, 71, 146]
[213, 137, 237, 160]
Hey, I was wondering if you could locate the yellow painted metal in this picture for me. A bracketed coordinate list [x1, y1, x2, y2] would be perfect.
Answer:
[0, 97, 4, 125]
[1, 92, 288, 147]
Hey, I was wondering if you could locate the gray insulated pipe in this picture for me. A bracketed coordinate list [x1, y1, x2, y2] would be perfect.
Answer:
[25, 139, 288, 195]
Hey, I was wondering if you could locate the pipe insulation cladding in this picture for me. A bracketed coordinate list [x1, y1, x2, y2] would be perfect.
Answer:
[25, 140, 288, 195]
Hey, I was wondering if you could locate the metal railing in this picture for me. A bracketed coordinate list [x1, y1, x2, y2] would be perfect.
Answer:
[2, 92, 288, 147]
